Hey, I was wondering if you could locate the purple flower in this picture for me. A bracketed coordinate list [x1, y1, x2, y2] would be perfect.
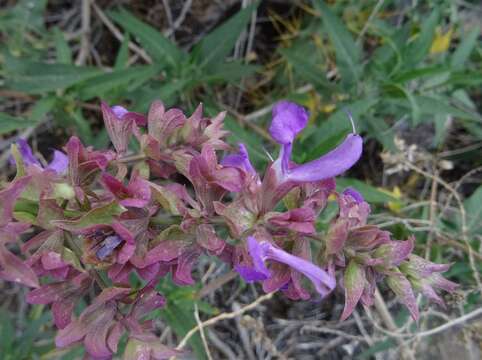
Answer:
[343, 187, 364, 204]
[14, 139, 69, 174]
[95, 235, 123, 260]
[221, 144, 257, 177]
[236, 236, 336, 298]
[262, 101, 363, 209]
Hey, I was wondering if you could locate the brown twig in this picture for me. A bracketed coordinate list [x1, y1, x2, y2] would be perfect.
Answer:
[174, 292, 274, 352]
[91, 1, 152, 63]
[76, 0, 91, 65]
[197, 270, 238, 299]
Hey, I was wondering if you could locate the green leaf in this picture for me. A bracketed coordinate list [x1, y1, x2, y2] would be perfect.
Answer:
[451, 26, 480, 70]
[336, 178, 398, 204]
[114, 34, 130, 69]
[30, 96, 57, 122]
[109, 9, 183, 68]
[403, 10, 439, 66]
[391, 65, 450, 83]
[130, 78, 189, 112]
[3, 56, 101, 94]
[280, 47, 335, 91]
[53, 27, 72, 64]
[313, 0, 362, 85]
[70, 110, 94, 142]
[159, 280, 207, 360]
[464, 186, 482, 236]
[51, 202, 125, 231]
[77, 64, 163, 100]
[198, 61, 260, 84]
[413, 95, 481, 121]
[445, 72, 482, 87]
[0, 112, 37, 134]
[193, 2, 258, 70]
[385, 83, 421, 124]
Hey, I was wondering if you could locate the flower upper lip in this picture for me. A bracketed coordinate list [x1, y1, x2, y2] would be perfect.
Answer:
[269, 100, 363, 184]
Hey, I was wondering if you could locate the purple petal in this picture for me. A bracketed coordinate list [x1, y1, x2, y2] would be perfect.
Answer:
[343, 187, 364, 204]
[265, 242, 336, 298]
[111, 105, 129, 118]
[46, 150, 69, 174]
[247, 236, 271, 276]
[16, 139, 41, 167]
[221, 144, 257, 176]
[269, 101, 309, 144]
[235, 264, 270, 282]
[96, 235, 123, 260]
[286, 134, 363, 183]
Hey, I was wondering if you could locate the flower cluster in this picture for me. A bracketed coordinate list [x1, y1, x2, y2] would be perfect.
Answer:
[0, 100, 457, 359]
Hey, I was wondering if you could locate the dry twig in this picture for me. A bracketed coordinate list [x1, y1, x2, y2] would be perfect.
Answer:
[174, 292, 274, 352]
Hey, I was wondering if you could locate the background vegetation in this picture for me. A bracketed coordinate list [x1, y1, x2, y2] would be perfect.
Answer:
[0, 0, 481, 359]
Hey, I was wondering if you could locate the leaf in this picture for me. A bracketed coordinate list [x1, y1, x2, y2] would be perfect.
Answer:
[336, 178, 398, 204]
[114, 34, 130, 69]
[385, 83, 421, 124]
[53, 27, 72, 64]
[391, 65, 450, 83]
[77, 64, 163, 100]
[313, 0, 362, 85]
[193, 2, 258, 70]
[51, 202, 125, 232]
[0, 112, 37, 134]
[464, 186, 482, 236]
[159, 280, 207, 360]
[3, 57, 101, 94]
[403, 10, 439, 66]
[198, 61, 260, 84]
[451, 26, 480, 70]
[30, 96, 57, 122]
[280, 47, 335, 91]
[109, 9, 183, 68]
[445, 72, 482, 87]
[413, 96, 480, 121]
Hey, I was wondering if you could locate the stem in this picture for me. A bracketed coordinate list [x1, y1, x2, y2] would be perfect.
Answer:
[117, 154, 147, 163]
